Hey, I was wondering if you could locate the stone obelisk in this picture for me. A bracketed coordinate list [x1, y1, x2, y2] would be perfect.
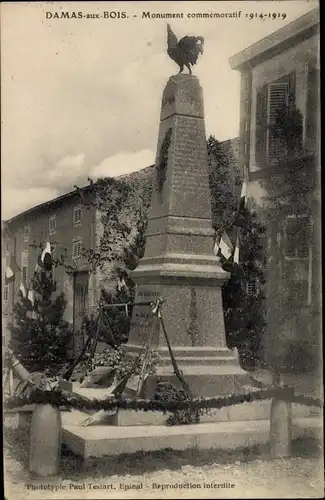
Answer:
[127, 74, 247, 396]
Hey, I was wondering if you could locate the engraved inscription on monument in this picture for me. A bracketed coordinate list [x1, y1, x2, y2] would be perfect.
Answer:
[130, 289, 161, 342]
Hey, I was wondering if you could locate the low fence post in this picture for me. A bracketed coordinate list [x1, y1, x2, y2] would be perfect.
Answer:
[29, 404, 62, 477]
[270, 375, 292, 458]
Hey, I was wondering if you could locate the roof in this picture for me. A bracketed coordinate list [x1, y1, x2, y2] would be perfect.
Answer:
[5, 184, 92, 226]
[4, 166, 155, 227]
[229, 8, 319, 71]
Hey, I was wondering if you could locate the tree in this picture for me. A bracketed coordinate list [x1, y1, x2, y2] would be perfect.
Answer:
[9, 270, 72, 374]
[259, 102, 319, 374]
[222, 208, 267, 370]
[207, 135, 242, 232]
[75, 171, 152, 346]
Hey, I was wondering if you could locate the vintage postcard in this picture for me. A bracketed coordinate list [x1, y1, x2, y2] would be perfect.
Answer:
[2, 1, 322, 499]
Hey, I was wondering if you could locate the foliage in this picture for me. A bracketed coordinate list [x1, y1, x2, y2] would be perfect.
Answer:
[154, 382, 201, 426]
[79, 345, 160, 382]
[268, 101, 303, 154]
[6, 385, 321, 413]
[222, 209, 267, 371]
[75, 174, 152, 345]
[259, 101, 318, 373]
[207, 135, 242, 232]
[8, 270, 72, 375]
[261, 103, 313, 210]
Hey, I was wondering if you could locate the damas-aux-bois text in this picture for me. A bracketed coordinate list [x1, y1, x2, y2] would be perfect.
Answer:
[45, 11, 127, 19]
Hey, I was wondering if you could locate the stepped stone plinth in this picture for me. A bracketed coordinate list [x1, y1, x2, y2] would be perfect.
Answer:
[127, 75, 248, 396]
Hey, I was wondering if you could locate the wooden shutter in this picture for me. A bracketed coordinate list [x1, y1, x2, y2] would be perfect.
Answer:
[267, 82, 289, 162]
[267, 72, 296, 163]
[255, 84, 268, 167]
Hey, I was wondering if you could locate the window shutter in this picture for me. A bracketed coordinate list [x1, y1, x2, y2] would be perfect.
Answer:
[268, 83, 289, 124]
[267, 82, 289, 162]
[267, 72, 296, 162]
[255, 84, 268, 167]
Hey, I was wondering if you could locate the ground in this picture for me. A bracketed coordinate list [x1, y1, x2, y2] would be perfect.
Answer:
[4, 428, 324, 500]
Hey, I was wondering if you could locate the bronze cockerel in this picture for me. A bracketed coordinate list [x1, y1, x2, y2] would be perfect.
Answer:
[167, 24, 204, 75]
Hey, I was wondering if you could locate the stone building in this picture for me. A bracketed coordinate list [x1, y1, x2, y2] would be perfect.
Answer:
[229, 8, 320, 375]
[2, 186, 97, 354]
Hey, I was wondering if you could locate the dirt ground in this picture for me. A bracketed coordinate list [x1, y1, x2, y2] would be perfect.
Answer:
[4, 428, 324, 500]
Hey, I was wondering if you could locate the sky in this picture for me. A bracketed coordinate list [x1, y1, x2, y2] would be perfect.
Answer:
[1, 0, 318, 219]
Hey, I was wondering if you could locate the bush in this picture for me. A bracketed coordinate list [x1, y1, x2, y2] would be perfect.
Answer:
[9, 271, 72, 374]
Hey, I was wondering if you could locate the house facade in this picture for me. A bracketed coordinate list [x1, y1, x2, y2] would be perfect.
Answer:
[2, 187, 98, 355]
[229, 8, 320, 373]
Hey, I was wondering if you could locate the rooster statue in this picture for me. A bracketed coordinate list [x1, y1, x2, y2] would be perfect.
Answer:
[167, 24, 204, 75]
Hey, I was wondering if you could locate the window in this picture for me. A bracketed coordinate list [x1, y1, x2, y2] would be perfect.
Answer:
[283, 215, 312, 305]
[3, 285, 9, 302]
[23, 226, 30, 242]
[246, 278, 259, 298]
[72, 238, 82, 259]
[73, 206, 83, 227]
[49, 215, 56, 235]
[21, 250, 28, 282]
[255, 72, 297, 166]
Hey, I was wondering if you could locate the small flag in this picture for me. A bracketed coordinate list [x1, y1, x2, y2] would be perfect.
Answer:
[233, 179, 250, 230]
[219, 232, 234, 261]
[37, 242, 52, 272]
[233, 234, 240, 265]
[5, 253, 20, 284]
[19, 279, 28, 298]
[27, 289, 35, 306]
[213, 234, 221, 261]
[239, 179, 248, 212]
[117, 277, 127, 292]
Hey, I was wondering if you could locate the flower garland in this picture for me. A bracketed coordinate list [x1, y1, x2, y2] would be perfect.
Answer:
[4, 386, 322, 413]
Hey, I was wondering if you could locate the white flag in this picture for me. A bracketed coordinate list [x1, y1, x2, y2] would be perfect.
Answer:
[219, 232, 234, 261]
[233, 235, 240, 265]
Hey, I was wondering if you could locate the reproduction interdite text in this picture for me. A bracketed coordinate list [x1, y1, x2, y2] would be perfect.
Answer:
[25, 481, 236, 491]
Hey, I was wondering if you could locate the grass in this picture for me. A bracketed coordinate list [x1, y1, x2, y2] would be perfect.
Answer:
[4, 424, 322, 481]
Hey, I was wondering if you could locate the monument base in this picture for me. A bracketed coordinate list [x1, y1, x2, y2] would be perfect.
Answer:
[128, 349, 248, 398]
[127, 273, 248, 398]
